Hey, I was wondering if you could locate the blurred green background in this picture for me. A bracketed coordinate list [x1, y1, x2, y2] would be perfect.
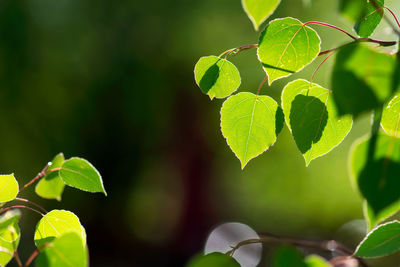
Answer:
[0, 0, 399, 266]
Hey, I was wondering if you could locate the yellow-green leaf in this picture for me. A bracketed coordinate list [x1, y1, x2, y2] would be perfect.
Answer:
[0, 174, 19, 203]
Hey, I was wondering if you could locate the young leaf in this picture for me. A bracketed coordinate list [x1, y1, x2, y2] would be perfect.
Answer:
[36, 232, 88, 267]
[0, 218, 20, 267]
[60, 157, 107, 195]
[35, 153, 66, 201]
[355, 220, 400, 258]
[258, 17, 321, 85]
[220, 92, 283, 168]
[332, 43, 397, 117]
[0, 174, 19, 203]
[304, 255, 331, 267]
[241, 0, 281, 31]
[186, 252, 240, 267]
[281, 79, 352, 166]
[381, 93, 400, 138]
[34, 209, 86, 247]
[350, 134, 400, 229]
[194, 56, 241, 100]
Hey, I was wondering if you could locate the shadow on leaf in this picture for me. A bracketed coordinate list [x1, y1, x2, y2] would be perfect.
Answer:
[199, 62, 220, 94]
[289, 95, 328, 154]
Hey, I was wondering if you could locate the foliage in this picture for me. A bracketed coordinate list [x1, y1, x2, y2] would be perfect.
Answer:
[0, 154, 105, 266]
[191, 0, 400, 265]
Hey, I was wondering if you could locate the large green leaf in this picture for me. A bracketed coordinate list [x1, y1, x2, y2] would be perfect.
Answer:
[186, 252, 240, 267]
[34, 210, 86, 247]
[350, 134, 400, 229]
[0, 217, 20, 267]
[258, 17, 321, 85]
[241, 0, 281, 31]
[36, 232, 88, 267]
[355, 220, 400, 258]
[281, 79, 352, 166]
[36, 153, 65, 201]
[60, 157, 106, 195]
[194, 56, 241, 100]
[220, 92, 283, 168]
[381, 93, 400, 138]
[332, 43, 398, 117]
[0, 174, 19, 203]
[339, 0, 384, 37]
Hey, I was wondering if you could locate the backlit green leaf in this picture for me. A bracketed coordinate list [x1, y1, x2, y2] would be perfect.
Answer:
[36, 232, 88, 267]
[381, 93, 400, 138]
[350, 134, 400, 229]
[332, 43, 398, 117]
[241, 0, 281, 31]
[304, 255, 331, 267]
[0, 174, 19, 203]
[258, 17, 321, 85]
[60, 157, 106, 195]
[281, 79, 352, 166]
[36, 153, 65, 201]
[0, 210, 20, 232]
[220, 92, 283, 168]
[194, 56, 241, 100]
[34, 209, 86, 247]
[0, 217, 20, 267]
[355, 220, 400, 258]
[186, 252, 240, 267]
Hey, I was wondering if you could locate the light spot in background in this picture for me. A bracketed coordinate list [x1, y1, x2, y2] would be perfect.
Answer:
[204, 222, 262, 267]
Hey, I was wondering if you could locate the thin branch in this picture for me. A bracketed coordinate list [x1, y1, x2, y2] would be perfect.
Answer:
[14, 198, 47, 213]
[256, 75, 269, 96]
[18, 166, 61, 195]
[384, 6, 400, 29]
[14, 250, 23, 267]
[304, 21, 358, 40]
[218, 44, 258, 58]
[311, 52, 335, 84]
[0, 205, 44, 216]
[370, 0, 400, 36]
[24, 249, 39, 267]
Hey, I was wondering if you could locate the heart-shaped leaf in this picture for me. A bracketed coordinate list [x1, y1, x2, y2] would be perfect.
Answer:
[36, 153, 65, 201]
[194, 56, 241, 100]
[242, 0, 281, 31]
[60, 157, 106, 195]
[355, 220, 400, 258]
[0, 174, 19, 203]
[281, 79, 352, 166]
[221, 92, 283, 168]
[258, 17, 321, 85]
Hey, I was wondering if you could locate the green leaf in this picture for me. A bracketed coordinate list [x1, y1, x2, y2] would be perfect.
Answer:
[0, 217, 20, 267]
[60, 157, 106, 195]
[272, 246, 306, 267]
[0, 210, 20, 231]
[194, 56, 241, 100]
[220, 92, 283, 168]
[186, 252, 240, 267]
[281, 79, 352, 166]
[355, 220, 400, 258]
[304, 255, 331, 267]
[36, 153, 66, 201]
[36, 232, 88, 267]
[355, 0, 384, 38]
[332, 43, 398, 117]
[241, 0, 281, 31]
[258, 17, 321, 85]
[381, 93, 400, 138]
[350, 134, 400, 229]
[0, 174, 19, 203]
[34, 209, 86, 247]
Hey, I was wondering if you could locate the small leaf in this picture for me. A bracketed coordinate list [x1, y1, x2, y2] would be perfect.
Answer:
[355, 220, 400, 258]
[0, 218, 20, 267]
[0, 174, 19, 203]
[381, 93, 400, 138]
[304, 255, 331, 267]
[0, 210, 20, 231]
[34, 209, 86, 247]
[220, 92, 283, 168]
[194, 56, 241, 100]
[258, 17, 321, 85]
[186, 252, 240, 267]
[281, 79, 352, 166]
[350, 134, 400, 229]
[36, 153, 65, 201]
[36, 232, 88, 267]
[355, 0, 384, 38]
[241, 0, 281, 31]
[60, 157, 106, 195]
[332, 43, 398, 117]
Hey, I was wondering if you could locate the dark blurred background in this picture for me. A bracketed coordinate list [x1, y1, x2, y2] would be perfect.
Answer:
[0, 0, 399, 266]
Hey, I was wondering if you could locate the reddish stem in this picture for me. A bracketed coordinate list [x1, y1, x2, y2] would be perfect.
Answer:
[256, 75, 269, 96]
[304, 21, 357, 40]
[24, 249, 39, 267]
[0, 205, 44, 216]
[311, 52, 335, 84]
[384, 6, 400, 29]
[18, 166, 61, 195]
[15, 198, 47, 213]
